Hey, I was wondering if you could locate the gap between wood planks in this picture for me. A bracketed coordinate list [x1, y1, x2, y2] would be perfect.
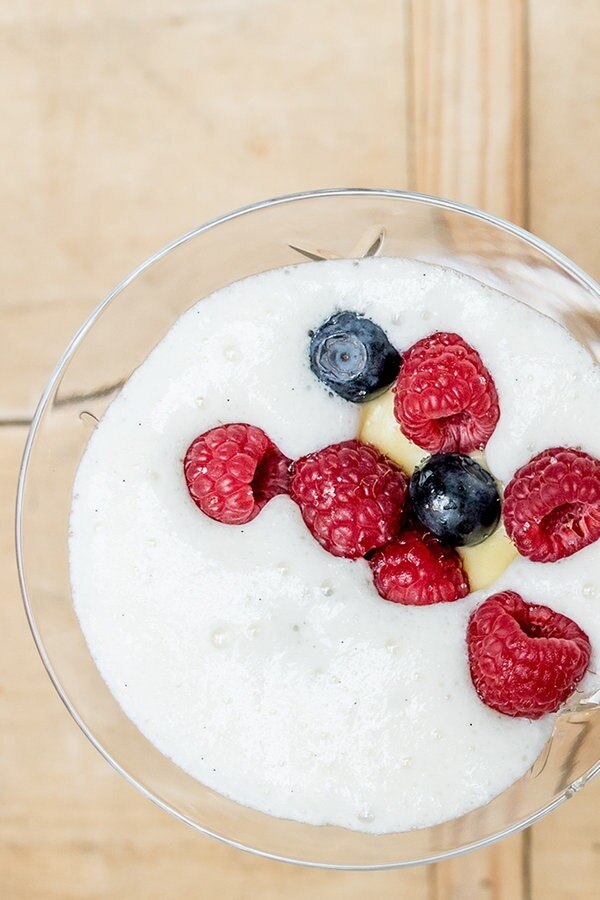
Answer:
[0, 418, 31, 427]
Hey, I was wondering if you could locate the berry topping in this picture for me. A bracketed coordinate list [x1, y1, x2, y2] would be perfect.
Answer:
[394, 331, 500, 453]
[289, 440, 408, 559]
[309, 311, 401, 403]
[184, 423, 290, 525]
[369, 529, 469, 605]
[503, 447, 600, 562]
[409, 453, 501, 547]
[467, 590, 591, 718]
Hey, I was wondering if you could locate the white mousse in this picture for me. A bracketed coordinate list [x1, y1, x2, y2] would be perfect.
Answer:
[70, 258, 600, 833]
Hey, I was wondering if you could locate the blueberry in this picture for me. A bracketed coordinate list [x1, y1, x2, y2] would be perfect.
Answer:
[409, 453, 501, 547]
[309, 311, 401, 403]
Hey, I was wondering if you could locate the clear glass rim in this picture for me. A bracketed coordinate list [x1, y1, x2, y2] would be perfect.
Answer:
[15, 187, 600, 870]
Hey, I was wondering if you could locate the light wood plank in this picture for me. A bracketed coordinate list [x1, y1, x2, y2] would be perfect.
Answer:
[5, 1, 600, 897]
[527, 6, 600, 890]
[430, 832, 527, 900]
[528, 0, 600, 282]
[0, 0, 409, 419]
[529, 778, 600, 900]
[0, 5, 418, 897]
[408, 0, 527, 223]
[408, 4, 530, 896]
[1, 427, 431, 899]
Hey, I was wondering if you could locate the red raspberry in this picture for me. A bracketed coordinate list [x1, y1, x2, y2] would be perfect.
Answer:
[369, 529, 469, 605]
[394, 332, 500, 453]
[184, 423, 290, 525]
[289, 440, 408, 559]
[467, 591, 591, 718]
[503, 447, 600, 562]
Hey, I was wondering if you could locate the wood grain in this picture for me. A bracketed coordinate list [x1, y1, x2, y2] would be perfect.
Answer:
[529, 780, 600, 900]
[3, 1, 600, 897]
[0, 0, 409, 419]
[1, 424, 431, 900]
[526, 8, 600, 896]
[528, 0, 600, 281]
[407, 0, 527, 223]
[430, 832, 527, 900]
[407, 4, 531, 895]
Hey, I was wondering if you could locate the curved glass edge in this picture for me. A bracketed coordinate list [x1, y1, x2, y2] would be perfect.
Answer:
[15, 187, 600, 870]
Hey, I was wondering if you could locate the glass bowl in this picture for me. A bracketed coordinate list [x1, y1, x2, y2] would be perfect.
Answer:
[16, 188, 600, 869]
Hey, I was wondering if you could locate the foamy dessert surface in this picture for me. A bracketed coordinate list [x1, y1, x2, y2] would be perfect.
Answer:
[70, 258, 600, 833]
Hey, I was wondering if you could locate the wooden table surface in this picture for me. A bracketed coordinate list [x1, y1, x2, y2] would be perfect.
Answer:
[2, 2, 599, 897]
